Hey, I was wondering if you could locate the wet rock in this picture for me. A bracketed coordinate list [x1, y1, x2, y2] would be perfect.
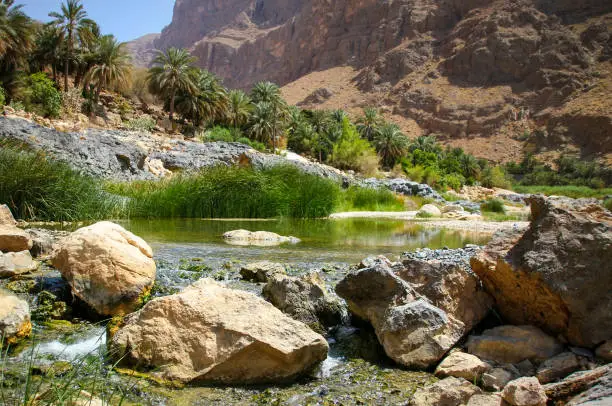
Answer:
[223, 230, 301, 247]
[262, 272, 345, 331]
[52, 222, 156, 317]
[544, 365, 611, 404]
[0, 250, 39, 278]
[27, 228, 66, 258]
[467, 325, 563, 364]
[595, 341, 612, 362]
[410, 376, 482, 406]
[471, 196, 612, 348]
[0, 290, 31, 344]
[240, 261, 286, 283]
[110, 279, 328, 384]
[0, 225, 33, 253]
[32, 291, 71, 321]
[418, 204, 442, 218]
[482, 366, 520, 392]
[435, 351, 491, 381]
[536, 352, 586, 384]
[502, 377, 547, 406]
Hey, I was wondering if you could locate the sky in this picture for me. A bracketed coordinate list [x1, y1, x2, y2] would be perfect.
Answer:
[19, 0, 175, 42]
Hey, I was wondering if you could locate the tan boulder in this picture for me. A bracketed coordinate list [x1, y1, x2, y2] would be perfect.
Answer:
[0, 204, 17, 226]
[0, 290, 31, 344]
[0, 251, 39, 278]
[595, 341, 612, 362]
[410, 377, 482, 406]
[536, 352, 586, 384]
[435, 351, 491, 381]
[110, 279, 328, 384]
[0, 225, 33, 253]
[467, 325, 563, 364]
[418, 204, 442, 218]
[502, 377, 547, 406]
[52, 222, 156, 317]
[482, 366, 520, 391]
[240, 261, 286, 282]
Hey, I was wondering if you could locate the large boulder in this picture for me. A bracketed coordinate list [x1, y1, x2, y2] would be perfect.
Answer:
[262, 272, 345, 331]
[240, 261, 286, 283]
[467, 325, 563, 364]
[471, 196, 612, 348]
[410, 377, 482, 406]
[418, 204, 442, 218]
[0, 250, 38, 278]
[110, 279, 328, 384]
[0, 290, 31, 344]
[502, 377, 547, 406]
[0, 204, 17, 226]
[0, 225, 33, 253]
[51, 222, 156, 317]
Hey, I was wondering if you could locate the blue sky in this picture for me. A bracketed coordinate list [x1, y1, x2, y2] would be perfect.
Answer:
[20, 0, 175, 42]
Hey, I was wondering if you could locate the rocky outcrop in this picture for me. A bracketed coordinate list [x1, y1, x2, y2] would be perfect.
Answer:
[223, 230, 301, 247]
[0, 290, 31, 344]
[126, 33, 160, 68]
[51, 222, 156, 317]
[240, 261, 286, 282]
[336, 247, 492, 368]
[110, 279, 328, 384]
[471, 196, 612, 348]
[467, 325, 564, 364]
[262, 272, 346, 331]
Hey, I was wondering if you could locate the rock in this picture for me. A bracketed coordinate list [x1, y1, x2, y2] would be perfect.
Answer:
[143, 157, 172, 178]
[240, 261, 286, 283]
[336, 264, 462, 368]
[482, 367, 520, 392]
[262, 272, 345, 331]
[418, 204, 442, 218]
[467, 393, 503, 406]
[0, 225, 33, 253]
[536, 352, 586, 384]
[27, 228, 66, 258]
[358, 255, 395, 270]
[0, 290, 31, 344]
[467, 325, 563, 364]
[361, 178, 445, 201]
[471, 196, 612, 348]
[110, 279, 328, 384]
[51, 222, 156, 317]
[516, 360, 537, 377]
[544, 365, 611, 404]
[0, 250, 38, 278]
[435, 351, 491, 381]
[223, 230, 301, 247]
[442, 204, 465, 214]
[298, 88, 334, 105]
[0, 204, 17, 226]
[595, 341, 612, 362]
[566, 367, 612, 405]
[410, 377, 482, 406]
[502, 377, 547, 406]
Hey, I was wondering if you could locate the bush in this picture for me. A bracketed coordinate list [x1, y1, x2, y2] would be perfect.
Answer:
[337, 186, 404, 212]
[481, 198, 506, 214]
[604, 198, 612, 212]
[482, 166, 512, 189]
[22, 73, 62, 118]
[201, 126, 234, 143]
[0, 86, 5, 107]
[329, 118, 379, 175]
[126, 116, 156, 132]
[440, 173, 465, 191]
[0, 144, 122, 221]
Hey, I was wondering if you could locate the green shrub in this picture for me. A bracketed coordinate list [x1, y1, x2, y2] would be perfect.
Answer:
[22, 73, 62, 118]
[482, 166, 512, 189]
[440, 173, 465, 191]
[126, 116, 156, 132]
[201, 126, 234, 142]
[9, 100, 25, 111]
[604, 198, 612, 212]
[337, 186, 404, 212]
[416, 211, 434, 219]
[329, 118, 379, 175]
[0, 145, 122, 221]
[0, 86, 5, 107]
[481, 198, 506, 214]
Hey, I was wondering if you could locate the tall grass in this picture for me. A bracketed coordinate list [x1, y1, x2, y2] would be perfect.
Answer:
[512, 185, 612, 199]
[0, 146, 123, 221]
[336, 186, 404, 212]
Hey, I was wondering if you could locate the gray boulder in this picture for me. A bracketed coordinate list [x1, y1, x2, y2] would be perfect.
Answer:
[240, 261, 286, 283]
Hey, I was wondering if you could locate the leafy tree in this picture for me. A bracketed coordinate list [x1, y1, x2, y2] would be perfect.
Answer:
[23, 72, 62, 117]
[49, 0, 93, 91]
[175, 69, 228, 127]
[250, 81, 287, 151]
[84, 35, 131, 100]
[226, 89, 252, 129]
[147, 47, 198, 121]
[356, 107, 382, 141]
[0, 0, 33, 70]
[330, 118, 379, 174]
[373, 123, 409, 168]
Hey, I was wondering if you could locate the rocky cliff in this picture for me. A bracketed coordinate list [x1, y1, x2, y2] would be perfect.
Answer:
[136, 0, 612, 162]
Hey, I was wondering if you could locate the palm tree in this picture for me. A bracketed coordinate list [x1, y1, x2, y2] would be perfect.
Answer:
[310, 110, 332, 135]
[31, 24, 63, 82]
[331, 109, 347, 123]
[409, 135, 440, 154]
[0, 0, 33, 69]
[175, 69, 228, 127]
[84, 35, 131, 100]
[49, 0, 93, 91]
[374, 124, 409, 168]
[460, 154, 481, 180]
[251, 81, 287, 151]
[226, 89, 252, 129]
[147, 47, 198, 121]
[356, 107, 382, 141]
[249, 101, 285, 148]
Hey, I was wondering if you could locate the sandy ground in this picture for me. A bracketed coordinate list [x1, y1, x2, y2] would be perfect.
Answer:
[329, 211, 529, 233]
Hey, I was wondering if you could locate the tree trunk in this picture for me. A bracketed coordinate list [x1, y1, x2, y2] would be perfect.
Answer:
[169, 88, 176, 121]
[64, 61, 69, 92]
[52, 65, 57, 83]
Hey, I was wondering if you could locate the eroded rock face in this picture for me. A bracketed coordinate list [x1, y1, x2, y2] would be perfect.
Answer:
[467, 325, 564, 364]
[52, 222, 156, 317]
[262, 272, 345, 331]
[0, 290, 31, 344]
[110, 279, 328, 384]
[471, 196, 612, 348]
